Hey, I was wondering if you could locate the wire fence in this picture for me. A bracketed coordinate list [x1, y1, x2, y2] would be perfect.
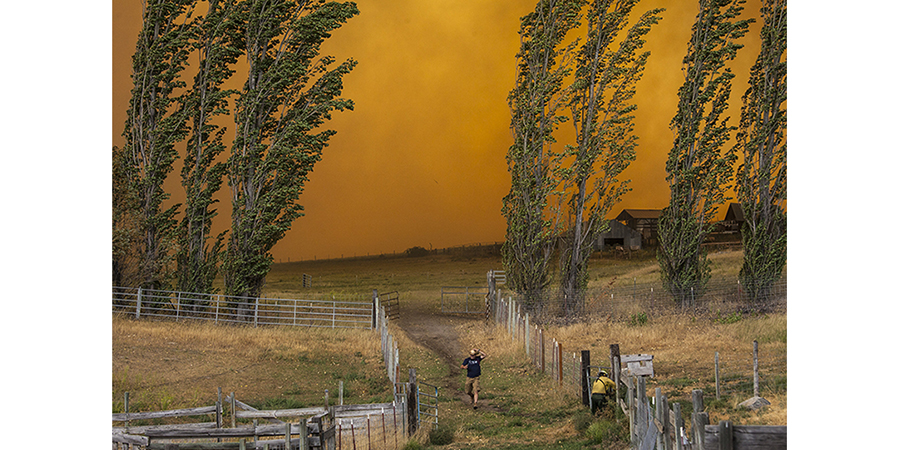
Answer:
[508, 277, 786, 323]
[490, 280, 788, 404]
[112, 286, 374, 329]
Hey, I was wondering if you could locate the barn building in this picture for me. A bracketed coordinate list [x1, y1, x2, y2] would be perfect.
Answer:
[615, 209, 662, 248]
[596, 219, 643, 251]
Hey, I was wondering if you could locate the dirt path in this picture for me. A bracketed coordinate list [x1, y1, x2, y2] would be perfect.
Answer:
[397, 303, 499, 412]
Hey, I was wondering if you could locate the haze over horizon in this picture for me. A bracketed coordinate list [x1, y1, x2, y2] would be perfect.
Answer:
[112, 0, 765, 262]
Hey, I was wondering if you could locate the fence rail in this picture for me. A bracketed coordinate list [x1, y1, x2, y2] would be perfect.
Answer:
[113, 389, 411, 450]
[113, 287, 374, 329]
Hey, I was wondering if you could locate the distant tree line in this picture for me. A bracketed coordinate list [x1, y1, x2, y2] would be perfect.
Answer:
[114, 0, 359, 320]
[502, 0, 787, 315]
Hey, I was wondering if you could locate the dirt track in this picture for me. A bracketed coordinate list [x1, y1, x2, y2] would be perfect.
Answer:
[397, 302, 499, 412]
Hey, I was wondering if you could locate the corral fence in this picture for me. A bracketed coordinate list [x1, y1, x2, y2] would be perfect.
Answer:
[113, 291, 437, 448]
[112, 287, 375, 329]
[113, 388, 410, 450]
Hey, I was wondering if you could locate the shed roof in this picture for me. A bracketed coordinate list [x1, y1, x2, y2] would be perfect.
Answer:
[724, 203, 745, 222]
[615, 209, 662, 221]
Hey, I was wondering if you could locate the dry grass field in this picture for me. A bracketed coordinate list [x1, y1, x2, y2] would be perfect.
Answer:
[113, 247, 786, 448]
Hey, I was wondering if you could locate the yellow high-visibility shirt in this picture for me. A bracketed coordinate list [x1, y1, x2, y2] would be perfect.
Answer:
[592, 376, 616, 395]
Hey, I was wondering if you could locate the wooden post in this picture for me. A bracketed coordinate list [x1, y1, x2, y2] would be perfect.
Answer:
[524, 314, 531, 357]
[539, 328, 545, 373]
[556, 342, 563, 385]
[655, 388, 667, 450]
[691, 389, 706, 450]
[753, 340, 760, 398]
[286, 422, 293, 450]
[579, 351, 591, 403]
[674, 401, 684, 450]
[718, 420, 733, 450]
[216, 387, 223, 442]
[715, 352, 720, 400]
[408, 368, 418, 435]
[124, 392, 130, 429]
[609, 344, 620, 378]
[613, 356, 622, 408]
[340, 380, 344, 406]
[254, 298, 259, 327]
[231, 392, 237, 428]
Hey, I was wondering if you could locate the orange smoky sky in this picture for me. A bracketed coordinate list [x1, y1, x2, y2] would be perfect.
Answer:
[112, 0, 764, 262]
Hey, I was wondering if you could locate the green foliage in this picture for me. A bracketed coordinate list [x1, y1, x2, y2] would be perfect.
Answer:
[503, 0, 583, 310]
[122, 0, 197, 290]
[584, 414, 628, 445]
[658, 0, 753, 302]
[177, 0, 242, 296]
[429, 424, 455, 445]
[557, 1, 663, 317]
[224, 0, 359, 304]
[402, 441, 425, 450]
[629, 311, 649, 326]
[717, 311, 742, 324]
[735, 0, 787, 302]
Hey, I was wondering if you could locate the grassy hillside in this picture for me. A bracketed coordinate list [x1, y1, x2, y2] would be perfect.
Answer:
[113, 248, 786, 448]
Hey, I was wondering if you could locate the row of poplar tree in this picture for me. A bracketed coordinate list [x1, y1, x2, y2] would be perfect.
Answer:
[500, 0, 786, 316]
[113, 0, 360, 307]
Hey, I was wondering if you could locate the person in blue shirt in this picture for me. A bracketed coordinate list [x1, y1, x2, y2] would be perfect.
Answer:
[461, 348, 487, 409]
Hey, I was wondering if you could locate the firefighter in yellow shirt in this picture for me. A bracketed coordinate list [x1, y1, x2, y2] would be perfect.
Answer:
[591, 370, 616, 413]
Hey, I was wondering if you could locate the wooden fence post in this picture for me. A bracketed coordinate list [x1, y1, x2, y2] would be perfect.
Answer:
[539, 328, 545, 373]
[674, 401, 684, 450]
[556, 342, 563, 385]
[609, 344, 620, 378]
[692, 389, 707, 450]
[715, 352, 720, 400]
[581, 350, 591, 406]
[718, 420, 733, 450]
[753, 340, 760, 398]
[655, 388, 667, 450]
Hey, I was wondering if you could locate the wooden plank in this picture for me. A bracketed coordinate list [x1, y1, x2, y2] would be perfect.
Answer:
[733, 426, 787, 449]
[114, 422, 217, 434]
[236, 406, 327, 419]
[112, 432, 149, 446]
[112, 405, 218, 421]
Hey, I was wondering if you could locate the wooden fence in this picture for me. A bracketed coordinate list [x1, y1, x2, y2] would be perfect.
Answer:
[487, 288, 787, 449]
[113, 389, 410, 450]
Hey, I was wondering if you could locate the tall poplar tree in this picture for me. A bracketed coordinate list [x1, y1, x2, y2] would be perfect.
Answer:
[735, 0, 787, 302]
[503, 0, 583, 311]
[558, 0, 662, 316]
[176, 0, 241, 298]
[224, 0, 359, 316]
[657, 0, 752, 303]
[122, 0, 195, 290]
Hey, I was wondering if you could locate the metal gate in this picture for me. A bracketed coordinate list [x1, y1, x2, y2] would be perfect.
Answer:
[417, 382, 439, 429]
[440, 286, 488, 314]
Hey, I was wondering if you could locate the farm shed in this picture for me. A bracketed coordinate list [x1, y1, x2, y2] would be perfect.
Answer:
[596, 219, 643, 251]
[614, 209, 662, 247]
[719, 203, 746, 234]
